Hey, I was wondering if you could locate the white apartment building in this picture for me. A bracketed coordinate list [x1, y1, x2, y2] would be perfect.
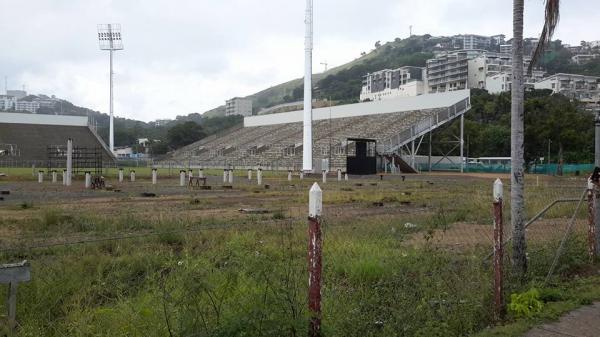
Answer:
[485, 70, 546, 94]
[534, 73, 600, 105]
[572, 54, 599, 65]
[453, 34, 492, 50]
[500, 44, 512, 54]
[225, 97, 253, 117]
[427, 50, 537, 93]
[360, 66, 425, 101]
[15, 100, 40, 113]
[0, 95, 17, 111]
[467, 53, 513, 89]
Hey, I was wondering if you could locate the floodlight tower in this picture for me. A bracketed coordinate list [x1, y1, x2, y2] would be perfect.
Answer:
[97, 24, 124, 153]
[303, 0, 314, 172]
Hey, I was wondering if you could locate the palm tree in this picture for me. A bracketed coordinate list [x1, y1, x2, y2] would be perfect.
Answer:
[511, 0, 560, 278]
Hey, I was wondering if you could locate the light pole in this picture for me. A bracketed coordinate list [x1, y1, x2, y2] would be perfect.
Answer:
[302, 0, 313, 172]
[97, 24, 124, 154]
[594, 111, 600, 255]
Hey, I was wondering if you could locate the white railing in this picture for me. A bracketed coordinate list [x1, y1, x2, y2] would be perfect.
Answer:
[380, 97, 471, 154]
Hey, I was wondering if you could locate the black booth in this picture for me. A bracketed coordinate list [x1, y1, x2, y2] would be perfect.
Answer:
[346, 138, 377, 175]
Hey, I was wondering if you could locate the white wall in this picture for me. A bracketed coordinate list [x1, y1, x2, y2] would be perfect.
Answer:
[244, 90, 470, 127]
[0, 112, 88, 126]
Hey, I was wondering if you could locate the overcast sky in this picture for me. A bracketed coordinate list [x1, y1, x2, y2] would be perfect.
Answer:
[2, 0, 598, 122]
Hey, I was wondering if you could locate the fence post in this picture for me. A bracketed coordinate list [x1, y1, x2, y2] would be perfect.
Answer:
[308, 183, 323, 337]
[118, 168, 124, 183]
[228, 169, 234, 184]
[257, 168, 263, 185]
[248, 169, 252, 181]
[288, 170, 292, 182]
[322, 170, 326, 183]
[85, 172, 91, 189]
[223, 169, 228, 183]
[588, 179, 596, 261]
[52, 170, 57, 183]
[179, 170, 186, 187]
[37, 170, 44, 183]
[152, 169, 157, 185]
[130, 170, 136, 182]
[493, 178, 504, 321]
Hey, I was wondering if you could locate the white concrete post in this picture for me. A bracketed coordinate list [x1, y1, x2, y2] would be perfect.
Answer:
[188, 169, 193, 179]
[62, 170, 67, 185]
[198, 168, 204, 179]
[37, 171, 43, 183]
[344, 172, 348, 181]
[288, 170, 292, 182]
[179, 170, 186, 187]
[248, 169, 252, 181]
[52, 170, 57, 183]
[228, 169, 234, 184]
[152, 169, 157, 185]
[118, 168, 124, 182]
[309, 182, 322, 218]
[66, 138, 73, 186]
[300, 171, 304, 180]
[337, 169, 342, 181]
[130, 170, 136, 182]
[223, 169, 228, 183]
[257, 168, 263, 185]
[85, 172, 91, 189]
[322, 170, 326, 183]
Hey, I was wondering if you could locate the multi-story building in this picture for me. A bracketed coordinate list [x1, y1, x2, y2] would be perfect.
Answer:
[491, 34, 506, 46]
[427, 50, 472, 93]
[225, 97, 253, 117]
[534, 73, 600, 106]
[485, 70, 546, 94]
[360, 66, 425, 101]
[32, 95, 60, 109]
[15, 100, 40, 113]
[572, 54, 599, 65]
[467, 53, 513, 89]
[454, 34, 492, 50]
[500, 44, 512, 54]
[427, 50, 537, 93]
[0, 95, 17, 111]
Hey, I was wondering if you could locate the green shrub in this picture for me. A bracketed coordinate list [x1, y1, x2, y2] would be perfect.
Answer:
[509, 288, 544, 318]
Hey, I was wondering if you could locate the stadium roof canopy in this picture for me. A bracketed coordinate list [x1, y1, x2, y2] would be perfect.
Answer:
[244, 89, 470, 127]
[0, 112, 88, 126]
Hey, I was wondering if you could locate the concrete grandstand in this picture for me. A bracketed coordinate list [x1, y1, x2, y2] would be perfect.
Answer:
[0, 112, 115, 168]
[168, 90, 471, 174]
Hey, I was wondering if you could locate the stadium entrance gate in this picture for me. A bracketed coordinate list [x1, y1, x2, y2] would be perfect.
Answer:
[346, 138, 377, 175]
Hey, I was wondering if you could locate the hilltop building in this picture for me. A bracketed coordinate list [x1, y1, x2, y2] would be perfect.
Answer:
[534, 73, 600, 108]
[360, 66, 426, 101]
[0, 95, 17, 111]
[225, 97, 253, 117]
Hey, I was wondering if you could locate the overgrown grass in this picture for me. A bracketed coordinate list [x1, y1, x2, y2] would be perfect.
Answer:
[0, 173, 596, 336]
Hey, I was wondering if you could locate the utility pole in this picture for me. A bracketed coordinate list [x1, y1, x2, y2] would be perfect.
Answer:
[320, 61, 328, 72]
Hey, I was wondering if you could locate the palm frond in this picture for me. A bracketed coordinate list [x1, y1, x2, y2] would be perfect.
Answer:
[528, 0, 560, 74]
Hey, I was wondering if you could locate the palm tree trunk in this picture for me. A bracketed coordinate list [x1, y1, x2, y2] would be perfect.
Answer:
[511, 0, 527, 278]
